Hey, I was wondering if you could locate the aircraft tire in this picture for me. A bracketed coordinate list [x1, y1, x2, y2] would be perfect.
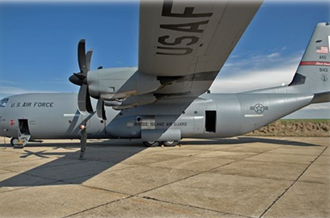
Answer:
[162, 140, 179, 146]
[143, 141, 160, 147]
[10, 138, 19, 147]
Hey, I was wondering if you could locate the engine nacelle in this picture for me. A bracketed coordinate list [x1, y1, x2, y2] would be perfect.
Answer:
[87, 67, 162, 100]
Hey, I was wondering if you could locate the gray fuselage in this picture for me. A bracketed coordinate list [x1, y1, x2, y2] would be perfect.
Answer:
[0, 88, 313, 141]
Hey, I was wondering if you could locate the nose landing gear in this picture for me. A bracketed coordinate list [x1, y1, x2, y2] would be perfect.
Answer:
[10, 119, 31, 148]
[10, 135, 30, 148]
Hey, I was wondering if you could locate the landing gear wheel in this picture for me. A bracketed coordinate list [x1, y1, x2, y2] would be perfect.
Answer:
[143, 141, 160, 147]
[10, 138, 17, 147]
[10, 138, 22, 148]
[162, 140, 179, 147]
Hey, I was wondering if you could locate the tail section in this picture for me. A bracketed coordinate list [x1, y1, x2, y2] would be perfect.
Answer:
[290, 22, 330, 100]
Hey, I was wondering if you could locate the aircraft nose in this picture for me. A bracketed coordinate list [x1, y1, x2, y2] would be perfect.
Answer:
[0, 109, 4, 136]
[0, 97, 10, 137]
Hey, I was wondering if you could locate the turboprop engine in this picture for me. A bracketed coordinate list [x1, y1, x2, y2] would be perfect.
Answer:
[69, 39, 169, 119]
[87, 67, 162, 105]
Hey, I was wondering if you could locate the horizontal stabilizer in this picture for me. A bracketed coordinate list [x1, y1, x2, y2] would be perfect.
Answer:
[311, 92, 330, 103]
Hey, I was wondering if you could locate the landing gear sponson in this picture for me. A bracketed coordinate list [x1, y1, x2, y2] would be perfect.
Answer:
[143, 141, 179, 147]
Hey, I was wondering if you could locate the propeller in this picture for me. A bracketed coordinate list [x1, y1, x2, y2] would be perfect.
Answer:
[96, 99, 106, 120]
[69, 39, 107, 120]
[69, 39, 94, 114]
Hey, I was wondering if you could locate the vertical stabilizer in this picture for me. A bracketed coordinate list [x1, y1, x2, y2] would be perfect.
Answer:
[290, 23, 330, 95]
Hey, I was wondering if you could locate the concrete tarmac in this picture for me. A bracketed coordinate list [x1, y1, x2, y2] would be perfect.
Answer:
[0, 137, 329, 218]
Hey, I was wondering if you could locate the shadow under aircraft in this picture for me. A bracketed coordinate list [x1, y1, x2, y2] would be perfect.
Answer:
[181, 137, 322, 147]
[0, 140, 147, 188]
[0, 137, 321, 188]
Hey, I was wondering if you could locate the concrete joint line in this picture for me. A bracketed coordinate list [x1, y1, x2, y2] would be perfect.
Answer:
[140, 195, 254, 218]
[81, 184, 132, 196]
[63, 196, 134, 218]
[131, 146, 284, 218]
[258, 146, 328, 218]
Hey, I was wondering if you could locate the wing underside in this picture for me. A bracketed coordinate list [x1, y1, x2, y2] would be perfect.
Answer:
[139, 0, 262, 76]
[138, 0, 263, 97]
[85, 1, 263, 112]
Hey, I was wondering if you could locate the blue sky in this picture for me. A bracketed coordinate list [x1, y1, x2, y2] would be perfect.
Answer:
[0, 0, 329, 118]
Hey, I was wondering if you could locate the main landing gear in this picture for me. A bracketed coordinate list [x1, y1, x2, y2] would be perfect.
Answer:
[143, 140, 179, 147]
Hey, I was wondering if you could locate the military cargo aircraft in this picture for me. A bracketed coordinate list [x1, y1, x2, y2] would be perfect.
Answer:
[0, 0, 329, 150]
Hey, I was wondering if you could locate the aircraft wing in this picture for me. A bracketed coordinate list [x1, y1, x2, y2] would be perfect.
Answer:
[138, 0, 263, 97]
[77, 0, 264, 112]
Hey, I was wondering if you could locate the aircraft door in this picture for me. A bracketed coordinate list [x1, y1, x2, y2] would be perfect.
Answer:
[205, 111, 216, 133]
[18, 119, 31, 135]
[193, 101, 217, 134]
[15, 119, 31, 147]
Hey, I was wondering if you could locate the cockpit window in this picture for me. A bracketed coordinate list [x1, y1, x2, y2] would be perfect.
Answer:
[0, 98, 9, 107]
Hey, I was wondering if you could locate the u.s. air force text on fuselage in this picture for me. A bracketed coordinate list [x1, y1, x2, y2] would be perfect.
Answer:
[10, 102, 54, 108]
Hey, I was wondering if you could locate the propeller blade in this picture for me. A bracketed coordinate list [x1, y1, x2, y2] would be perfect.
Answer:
[86, 49, 93, 72]
[96, 99, 107, 120]
[85, 86, 93, 113]
[78, 84, 94, 113]
[78, 39, 87, 75]
[74, 40, 94, 115]
[78, 84, 88, 113]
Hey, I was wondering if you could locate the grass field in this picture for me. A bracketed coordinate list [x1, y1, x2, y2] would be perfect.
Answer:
[248, 119, 330, 137]
[281, 119, 330, 123]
